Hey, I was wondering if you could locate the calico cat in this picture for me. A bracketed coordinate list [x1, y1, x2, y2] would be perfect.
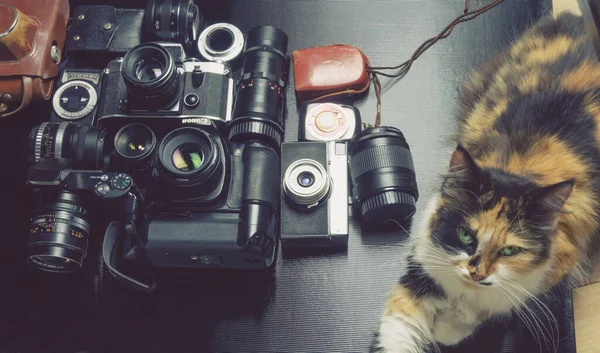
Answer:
[371, 12, 600, 353]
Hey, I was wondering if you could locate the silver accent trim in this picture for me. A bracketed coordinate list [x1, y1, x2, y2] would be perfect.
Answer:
[34, 122, 49, 162]
[54, 122, 69, 158]
[0, 4, 18, 38]
[197, 23, 244, 63]
[283, 159, 330, 207]
[225, 77, 234, 121]
[52, 80, 98, 121]
[327, 141, 349, 236]
[182, 60, 230, 75]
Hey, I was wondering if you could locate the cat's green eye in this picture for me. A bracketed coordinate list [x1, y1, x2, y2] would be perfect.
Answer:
[457, 227, 474, 245]
[499, 246, 521, 256]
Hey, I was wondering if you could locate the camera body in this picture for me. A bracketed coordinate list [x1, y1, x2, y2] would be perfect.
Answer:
[27, 23, 290, 291]
[298, 102, 361, 142]
[97, 116, 280, 269]
[280, 141, 349, 250]
[96, 42, 234, 122]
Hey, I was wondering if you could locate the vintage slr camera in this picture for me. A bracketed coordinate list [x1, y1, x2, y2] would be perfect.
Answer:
[280, 141, 349, 250]
[25, 24, 289, 292]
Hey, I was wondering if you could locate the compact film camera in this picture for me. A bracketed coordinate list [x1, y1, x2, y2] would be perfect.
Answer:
[280, 141, 350, 249]
[26, 21, 289, 292]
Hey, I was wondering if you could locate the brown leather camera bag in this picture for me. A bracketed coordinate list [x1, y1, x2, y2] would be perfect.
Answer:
[0, 0, 69, 118]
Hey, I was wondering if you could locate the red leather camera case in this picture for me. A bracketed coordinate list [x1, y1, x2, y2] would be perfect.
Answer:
[292, 44, 371, 103]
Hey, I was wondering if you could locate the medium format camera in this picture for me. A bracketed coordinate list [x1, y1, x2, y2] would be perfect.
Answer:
[96, 41, 234, 121]
[25, 24, 290, 292]
[298, 102, 362, 142]
[280, 141, 349, 250]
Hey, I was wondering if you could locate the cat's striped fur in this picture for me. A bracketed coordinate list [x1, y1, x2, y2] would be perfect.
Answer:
[372, 13, 600, 353]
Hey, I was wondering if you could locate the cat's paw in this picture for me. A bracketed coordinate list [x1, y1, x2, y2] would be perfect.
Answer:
[431, 318, 473, 346]
[373, 315, 430, 353]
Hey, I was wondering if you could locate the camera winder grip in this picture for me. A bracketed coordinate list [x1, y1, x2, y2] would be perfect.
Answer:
[238, 142, 280, 257]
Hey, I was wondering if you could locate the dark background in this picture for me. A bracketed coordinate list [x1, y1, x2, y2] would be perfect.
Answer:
[0, 1, 575, 353]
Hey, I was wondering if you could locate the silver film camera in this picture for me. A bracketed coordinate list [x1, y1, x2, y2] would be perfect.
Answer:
[279, 141, 349, 250]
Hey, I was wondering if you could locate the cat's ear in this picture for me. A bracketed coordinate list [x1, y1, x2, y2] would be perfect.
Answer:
[443, 145, 481, 192]
[526, 179, 575, 221]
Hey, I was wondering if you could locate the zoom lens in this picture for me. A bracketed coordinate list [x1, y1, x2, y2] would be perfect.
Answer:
[156, 127, 224, 199]
[29, 122, 107, 170]
[229, 25, 289, 147]
[197, 23, 244, 63]
[283, 159, 331, 209]
[348, 126, 419, 226]
[143, 0, 204, 48]
[122, 43, 180, 109]
[27, 191, 89, 273]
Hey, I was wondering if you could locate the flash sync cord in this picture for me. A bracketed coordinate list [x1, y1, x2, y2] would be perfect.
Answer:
[365, 0, 505, 128]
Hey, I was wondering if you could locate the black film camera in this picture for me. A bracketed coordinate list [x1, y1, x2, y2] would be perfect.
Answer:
[25, 24, 289, 293]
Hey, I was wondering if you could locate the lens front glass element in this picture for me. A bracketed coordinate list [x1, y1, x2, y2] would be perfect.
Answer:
[172, 144, 204, 172]
[134, 57, 165, 82]
[114, 123, 156, 161]
[297, 172, 315, 188]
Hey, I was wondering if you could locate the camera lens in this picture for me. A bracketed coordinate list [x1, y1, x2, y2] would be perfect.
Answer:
[122, 43, 180, 109]
[197, 23, 244, 63]
[348, 126, 419, 226]
[229, 25, 289, 148]
[156, 127, 223, 198]
[143, 0, 204, 48]
[283, 159, 330, 208]
[29, 122, 107, 170]
[27, 191, 89, 273]
[298, 172, 315, 188]
[114, 123, 156, 163]
[172, 144, 203, 172]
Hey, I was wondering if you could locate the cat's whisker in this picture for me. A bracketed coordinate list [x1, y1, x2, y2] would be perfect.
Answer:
[497, 284, 545, 353]
[502, 279, 560, 353]
[501, 281, 558, 353]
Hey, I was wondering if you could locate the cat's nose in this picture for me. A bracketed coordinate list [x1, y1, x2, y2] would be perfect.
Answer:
[470, 272, 487, 281]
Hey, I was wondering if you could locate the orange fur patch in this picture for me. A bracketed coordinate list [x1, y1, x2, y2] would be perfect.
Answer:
[560, 59, 600, 92]
[383, 284, 424, 318]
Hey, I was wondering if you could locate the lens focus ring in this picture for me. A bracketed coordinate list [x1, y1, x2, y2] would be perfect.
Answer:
[349, 144, 415, 179]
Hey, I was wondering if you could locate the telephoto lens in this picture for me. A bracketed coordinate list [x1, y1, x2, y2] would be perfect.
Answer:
[29, 122, 107, 170]
[348, 126, 419, 227]
[27, 191, 90, 273]
[122, 43, 181, 109]
[229, 25, 289, 148]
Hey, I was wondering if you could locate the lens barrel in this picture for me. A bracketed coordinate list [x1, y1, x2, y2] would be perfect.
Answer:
[348, 126, 419, 226]
[230, 25, 289, 147]
[155, 126, 224, 199]
[29, 122, 107, 170]
[122, 43, 181, 109]
[27, 191, 90, 273]
[143, 0, 203, 48]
